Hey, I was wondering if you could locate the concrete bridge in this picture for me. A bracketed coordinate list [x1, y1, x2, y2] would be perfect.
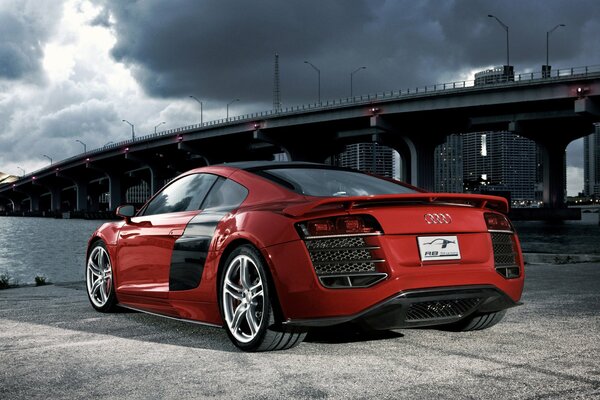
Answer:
[1, 65, 599, 215]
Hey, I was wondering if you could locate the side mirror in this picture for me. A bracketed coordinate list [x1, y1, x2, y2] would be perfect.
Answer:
[116, 204, 135, 222]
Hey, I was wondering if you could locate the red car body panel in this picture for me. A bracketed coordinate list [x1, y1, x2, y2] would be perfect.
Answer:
[87, 163, 525, 329]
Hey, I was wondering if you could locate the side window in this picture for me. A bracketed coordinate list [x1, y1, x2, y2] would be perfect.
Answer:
[201, 178, 248, 212]
[143, 174, 218, 216]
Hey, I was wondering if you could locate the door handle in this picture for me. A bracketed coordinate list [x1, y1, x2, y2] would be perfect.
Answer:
[169, 229, 184, 236]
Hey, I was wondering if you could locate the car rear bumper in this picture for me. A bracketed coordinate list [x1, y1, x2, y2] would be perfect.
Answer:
[283, 285, 520, 330]
[264, 233, 524, 323]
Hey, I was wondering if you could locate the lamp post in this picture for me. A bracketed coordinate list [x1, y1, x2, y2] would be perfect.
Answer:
[189, 96, 204, 125]
[488, 14, 509, 67]
[75, 139, 87, 153]
[546, 24, 565, 68]
[304, 60, 321, 104]
[104, 141, 114, 147]
[17, 167, 25, 177]
[122, 119, 135, 140]
[154, 121, 166, 134]
[43, 154, 52, 165]
[226, 99, 239, 119]
[350, 66, 366, 97]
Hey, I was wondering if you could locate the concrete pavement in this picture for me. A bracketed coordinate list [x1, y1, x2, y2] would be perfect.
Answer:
[1, 263, 599, 399]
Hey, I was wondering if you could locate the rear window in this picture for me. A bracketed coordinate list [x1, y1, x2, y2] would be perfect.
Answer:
[254, 168, 417, 197]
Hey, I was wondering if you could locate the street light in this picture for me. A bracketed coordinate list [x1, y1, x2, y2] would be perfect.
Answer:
[17, 167, 25, 177]
[189, 96, 204, 125]
[304, 60, 321, 104]
[42, 154, 52, 165]
[122, 119, 135, 140]
[350, 66, 366, 97]
[104, 141, 114, 147]
[226, 99, 240, 119]
[546, 24, 566, 68]
[154, 121, 166, 134]
[75, 139, 87, 153]
[488, 14, 509, 67]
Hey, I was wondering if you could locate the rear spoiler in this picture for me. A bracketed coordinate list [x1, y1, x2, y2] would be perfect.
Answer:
[283, 193, 509, 217]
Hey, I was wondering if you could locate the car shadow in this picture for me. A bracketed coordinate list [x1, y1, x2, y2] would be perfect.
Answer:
[305, 324, 404, 344]
[4, 283, 403, 352]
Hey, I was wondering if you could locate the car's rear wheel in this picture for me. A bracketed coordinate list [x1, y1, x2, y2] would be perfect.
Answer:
[445, 310, 507, 331]
[86, 241, 117, 312]
[219, 245, 306, 351]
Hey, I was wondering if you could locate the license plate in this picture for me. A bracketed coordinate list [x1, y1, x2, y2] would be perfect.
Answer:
[417, 235, 461, 261]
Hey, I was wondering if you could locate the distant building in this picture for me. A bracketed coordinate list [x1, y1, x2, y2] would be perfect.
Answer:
[474, 66, 514, 86]
[336, 143, 396, 178]
[463, 131, 537, 202]
[434, 134, 463, 193]
[435, 132, 538, 202]
[584, 124, 600, 197]
[126, 181, 150, 205]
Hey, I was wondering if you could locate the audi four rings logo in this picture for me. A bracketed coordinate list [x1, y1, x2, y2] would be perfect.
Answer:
[424, 213, 452, 224]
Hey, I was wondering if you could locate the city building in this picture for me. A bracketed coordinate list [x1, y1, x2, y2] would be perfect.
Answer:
[434, 134, 463, 193]
[583, 124, 600, 197]
[463, 131, 537, 202]
[474, 66, 514, 86]
[126, 180, 151, 205]
[336, 143, 396, 178]
[435, 132, 538, 203]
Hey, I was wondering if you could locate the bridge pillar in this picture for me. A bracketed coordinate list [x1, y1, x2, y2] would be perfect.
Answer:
[74, 181, 88, 211]
[108, 174, 124, 211]
[0, 195, 16, 212]
[29, 194, 40, 212]
[49, 186, 61, 211]
[538, 142, 567, 208]
[371, 116, 444, 190]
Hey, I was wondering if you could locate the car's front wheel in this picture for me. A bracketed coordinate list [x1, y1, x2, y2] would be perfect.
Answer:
[219, 245, 306, 351]
[86, 240, 118, 312]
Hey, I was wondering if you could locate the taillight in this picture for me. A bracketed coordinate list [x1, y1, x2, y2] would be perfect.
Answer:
[297, 215, 383, 238]
[484, 212, 512, 232]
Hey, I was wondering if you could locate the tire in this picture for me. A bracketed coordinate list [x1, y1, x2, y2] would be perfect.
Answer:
[219, 245, 306, 351]
[444, 310, 507, 331]
[86, 240, 118, 312]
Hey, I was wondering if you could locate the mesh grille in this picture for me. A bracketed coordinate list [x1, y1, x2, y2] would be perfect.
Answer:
[314, 262, 377, 275]
[491, 233, 517, 266]
[305, 236, 366, 250]
[303, 235, 385, 287]
[406, 298, 481, 321]
[310, 248, 371, 263]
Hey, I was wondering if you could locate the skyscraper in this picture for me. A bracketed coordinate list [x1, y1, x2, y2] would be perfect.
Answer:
[583, 124, 600, 197]
[336, 143, 396, 178]
[434, 134, 463, 193]
[464, 131, 537, 201]
[435, 132, 538, 202]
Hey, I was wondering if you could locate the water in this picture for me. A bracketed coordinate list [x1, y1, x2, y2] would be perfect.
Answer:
[513, 212, 600, 255]
[0, 217, 106, 285]
[0, 212, 598, 285]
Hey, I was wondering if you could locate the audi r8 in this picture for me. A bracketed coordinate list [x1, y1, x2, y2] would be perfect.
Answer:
[86, 161, 524, 351]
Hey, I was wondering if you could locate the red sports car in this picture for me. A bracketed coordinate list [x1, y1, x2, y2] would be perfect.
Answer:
[86, 162, 524, 351]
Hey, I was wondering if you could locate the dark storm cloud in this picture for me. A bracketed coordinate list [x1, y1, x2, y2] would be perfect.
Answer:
[0, 1, 62, 81]
[96, 0, 600, 107]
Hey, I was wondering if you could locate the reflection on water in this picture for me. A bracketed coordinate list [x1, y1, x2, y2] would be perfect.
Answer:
[0, 212, 598, 285]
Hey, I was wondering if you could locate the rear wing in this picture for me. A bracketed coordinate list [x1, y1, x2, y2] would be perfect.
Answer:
[283, 193, 509, 217]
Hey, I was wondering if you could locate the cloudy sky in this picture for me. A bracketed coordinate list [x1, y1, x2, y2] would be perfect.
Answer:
[1, 0, 599, 195]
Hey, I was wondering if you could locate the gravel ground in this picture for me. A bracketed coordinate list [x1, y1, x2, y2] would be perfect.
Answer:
[1, 263, 599, 399]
